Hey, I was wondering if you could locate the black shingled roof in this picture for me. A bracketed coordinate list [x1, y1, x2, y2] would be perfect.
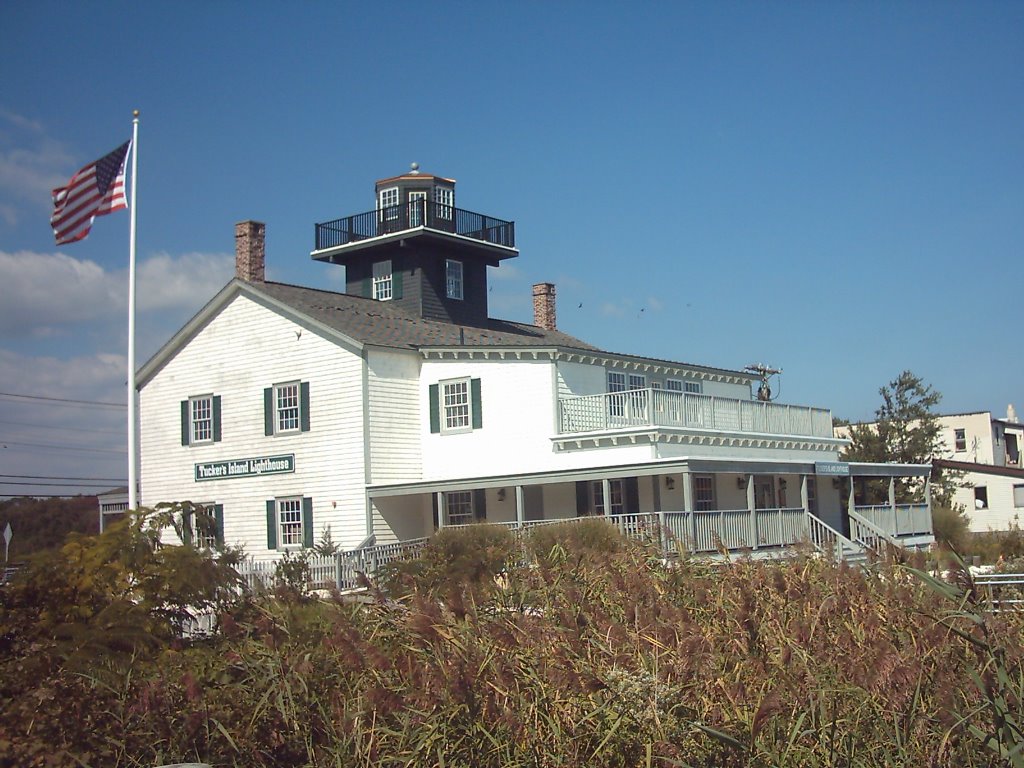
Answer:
[254, 281, 603, 352]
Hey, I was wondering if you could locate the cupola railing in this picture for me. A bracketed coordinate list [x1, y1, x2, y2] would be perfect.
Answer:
[314, 200, 515, 250]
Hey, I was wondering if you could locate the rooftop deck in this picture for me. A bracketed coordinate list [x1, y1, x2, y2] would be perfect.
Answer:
[313, 199, 515, 253]
[559, 389, 836, 439]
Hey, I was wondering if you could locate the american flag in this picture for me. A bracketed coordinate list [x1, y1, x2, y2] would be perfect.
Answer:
[50, 140, 131, 245]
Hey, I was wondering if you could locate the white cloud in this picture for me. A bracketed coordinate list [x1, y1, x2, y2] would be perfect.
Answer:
[0, 109, 75, 218]
[137, 251, 234, 311]
[647, 296, 664, 312]
[601, 301, 627, 318]
[0, 249, 233, 337]
[0, 348, 126, 402]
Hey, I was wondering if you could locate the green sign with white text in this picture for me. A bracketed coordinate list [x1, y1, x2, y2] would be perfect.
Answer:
[195, 454, 295, 482]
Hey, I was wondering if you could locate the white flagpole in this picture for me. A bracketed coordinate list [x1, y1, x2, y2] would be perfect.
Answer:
[128, 110, 140, 510]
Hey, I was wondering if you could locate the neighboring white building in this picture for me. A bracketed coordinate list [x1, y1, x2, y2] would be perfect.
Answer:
[933, 408, 1024, 531]
[138, 169, 931, 561]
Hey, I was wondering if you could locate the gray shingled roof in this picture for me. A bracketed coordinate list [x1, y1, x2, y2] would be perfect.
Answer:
[255, 281, 603, 352]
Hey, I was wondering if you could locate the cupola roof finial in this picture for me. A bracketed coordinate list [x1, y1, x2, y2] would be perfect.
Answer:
[410, 162, 420, 175]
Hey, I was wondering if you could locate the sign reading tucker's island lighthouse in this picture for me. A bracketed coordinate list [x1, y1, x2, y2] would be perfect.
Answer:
[195, 454, 295, 482]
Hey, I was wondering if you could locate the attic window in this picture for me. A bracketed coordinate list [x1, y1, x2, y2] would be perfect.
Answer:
[433, 186, 453, 220]
[373, 260, 392, 301]
[446, 259, 463, 300]
[954, 428, 966, 452]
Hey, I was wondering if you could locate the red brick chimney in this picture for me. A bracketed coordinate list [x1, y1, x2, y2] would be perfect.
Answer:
[235, 220, 265, 282]
[532, 282, 556, 331]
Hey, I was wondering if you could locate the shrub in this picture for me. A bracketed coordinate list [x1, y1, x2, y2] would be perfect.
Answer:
[932, 505, 970, 552]
[526, 518, 629, 564]
[377, 524, 516, 600]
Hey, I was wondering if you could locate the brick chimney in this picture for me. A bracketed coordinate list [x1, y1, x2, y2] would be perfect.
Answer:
[235, 220, 265, 282]
[532, 282, 556, 331]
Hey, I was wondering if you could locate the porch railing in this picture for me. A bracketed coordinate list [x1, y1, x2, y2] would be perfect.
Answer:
[854, 504, 932, 538]
[314, 200, 515, 250]
[558, 389, 834, 439]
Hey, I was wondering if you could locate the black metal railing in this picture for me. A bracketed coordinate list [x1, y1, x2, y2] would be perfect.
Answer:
[314, 200, 515, 250]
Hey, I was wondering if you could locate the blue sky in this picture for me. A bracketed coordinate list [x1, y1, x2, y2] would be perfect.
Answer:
[1, 1, 1022, 498]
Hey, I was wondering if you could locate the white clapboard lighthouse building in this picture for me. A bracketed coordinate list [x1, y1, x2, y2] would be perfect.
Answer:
[138, 167, 933, 561]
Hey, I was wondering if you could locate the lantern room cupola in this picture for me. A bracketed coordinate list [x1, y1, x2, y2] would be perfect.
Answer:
[311, 164, 517, 326]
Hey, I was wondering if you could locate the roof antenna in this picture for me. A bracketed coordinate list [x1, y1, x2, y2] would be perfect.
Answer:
[744, 363, 782, 402]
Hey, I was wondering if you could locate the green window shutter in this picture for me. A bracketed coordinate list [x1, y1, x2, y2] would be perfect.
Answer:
[473, 489, 487, 521]
[362, 277, 372, 298]
[429, 384, 440, 433]
[264, 388, 274, 436]
[393, 269, 403, 299]
[212, 395, 222, 442]
[181, 400, 190, 446]
[182, 507, 193, 546]
[302, 497, 314, 549]
[213, 504, 224, 547]
[266, 500, 277, 550]
[471, 378, 483, 429]
[431, 493, 439, 530]
[300, 381, 311, 432]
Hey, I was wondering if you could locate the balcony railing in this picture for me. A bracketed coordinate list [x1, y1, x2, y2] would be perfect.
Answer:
[854, 504, 932, 538]
[558, 389, 835, 438]
[314, 199, 515, 250]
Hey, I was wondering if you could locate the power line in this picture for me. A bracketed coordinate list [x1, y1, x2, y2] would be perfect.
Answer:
[0, 440, 126, 455]
[0, 391, 126, 408]
[0, 474, 127, 482]
[0, 481, 122, 488]
[0, 419, 124, 436]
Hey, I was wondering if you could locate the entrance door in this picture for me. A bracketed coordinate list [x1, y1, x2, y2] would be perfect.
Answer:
[409, 191, 427, 227]
[754, 476, 776, 509]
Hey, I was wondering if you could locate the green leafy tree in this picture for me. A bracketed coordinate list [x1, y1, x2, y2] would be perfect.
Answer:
[843, 370, 963, 508]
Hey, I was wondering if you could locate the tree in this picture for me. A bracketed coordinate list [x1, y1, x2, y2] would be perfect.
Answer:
[843, 370, 962, 509]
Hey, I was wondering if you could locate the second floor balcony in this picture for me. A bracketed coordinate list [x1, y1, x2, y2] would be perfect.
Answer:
[558, 389, 836, 439]
[314, 199, 515, 253]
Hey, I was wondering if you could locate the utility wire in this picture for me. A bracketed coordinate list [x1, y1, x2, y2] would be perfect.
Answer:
[0, 474, 127, 482]
[0, 391, 126, 408]
[0, 419, 124, 436]
[0, 481, 124, 488]
[0, 440, 126, 455]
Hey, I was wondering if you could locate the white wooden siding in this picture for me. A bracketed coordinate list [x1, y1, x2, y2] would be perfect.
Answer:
[366, 348, 422, 483]
[139, 294, 369, 556]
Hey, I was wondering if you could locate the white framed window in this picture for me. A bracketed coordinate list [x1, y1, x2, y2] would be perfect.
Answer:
[666, 379, 683, 393]
[685, 381, 702, 394]
[445, 490, 474, 525]
[446, 259, 463, 300]
[694, 475, 715, 511]
[628, 374, 646, 390]
[608, 372, 627, 392]
[278, 498, 303, 547]
[433, 186, 454, 219]
[442, 378, 471, 432]
[954, 428, 967, 452]
[373, 260, 393, 300]
[190, 395, 213, 444]
[378, 187, 399, 220]
[1014, 484, 1024, 509]
[275, 382, 300, 433]
[196, 502, 221, 549]
[608, 371, 627, 418]
[592, 480, 624, 516]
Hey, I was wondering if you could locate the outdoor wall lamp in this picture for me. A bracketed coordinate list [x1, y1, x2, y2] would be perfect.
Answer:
[497, 488, 506, 501]
[737, 475, 748, 489]
[665, 476, 675, 490]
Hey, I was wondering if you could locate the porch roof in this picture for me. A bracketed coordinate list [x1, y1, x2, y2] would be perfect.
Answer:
[365, 458, 930, 498]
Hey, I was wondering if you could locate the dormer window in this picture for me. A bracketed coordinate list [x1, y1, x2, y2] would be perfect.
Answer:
[372, 260, 392, 300]
[446, 259, 463, 300]
[378, 187, 399, 220]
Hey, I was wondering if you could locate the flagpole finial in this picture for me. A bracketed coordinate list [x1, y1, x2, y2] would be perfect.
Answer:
[133, 109, 140, 118]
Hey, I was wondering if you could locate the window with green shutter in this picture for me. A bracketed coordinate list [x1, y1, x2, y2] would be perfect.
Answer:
[181, 394, 221, 446]
[267, 497, 313, 550]
[431, 377, 482, 434]
[264, 381, 311, 436]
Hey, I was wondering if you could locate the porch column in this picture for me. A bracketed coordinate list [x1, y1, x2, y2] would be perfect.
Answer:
[681, 468, 695, 554]
[747, 474, 757, 550]
[436, 491, 446, 530]
[925, 474, 933, 534]
[515, 485, 525, 528]
[889, 476, 898, 537]
[800, 475, 809, 514]
[602, 478, 612, 519]
[653, 476, 666, 555]
[848, 477, 856, 515]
